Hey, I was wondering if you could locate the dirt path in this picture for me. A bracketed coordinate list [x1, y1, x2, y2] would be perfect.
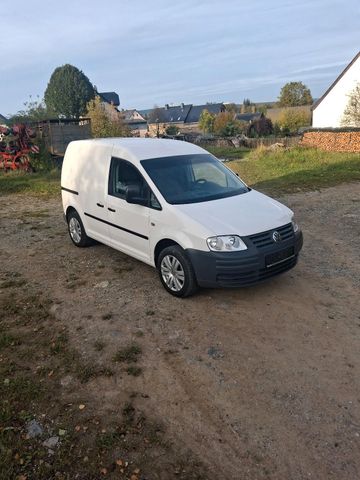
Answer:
[1, 182, 360, 479]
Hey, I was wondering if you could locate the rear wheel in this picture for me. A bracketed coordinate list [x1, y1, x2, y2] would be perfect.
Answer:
[67, 210, 93, 247]
[158, 245, 198, 297]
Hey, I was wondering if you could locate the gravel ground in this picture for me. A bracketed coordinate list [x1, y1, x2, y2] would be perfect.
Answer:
[1, 182, 360, 479]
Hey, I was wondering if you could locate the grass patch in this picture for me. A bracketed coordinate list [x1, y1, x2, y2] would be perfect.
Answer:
[113, 344, 142, 363]
[126, 365, 143, 376]
[0, 279, 27, 289]
[94, 340, 106, 351]
[207, 145, 250, 160]
[0, 331, 18, 351]
[0, 170, 60, 197]
[76, 364, 114, 383]
[228, 146, 360, 194]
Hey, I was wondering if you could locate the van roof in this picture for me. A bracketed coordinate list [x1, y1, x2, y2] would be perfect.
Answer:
[69, 138, 206, 163]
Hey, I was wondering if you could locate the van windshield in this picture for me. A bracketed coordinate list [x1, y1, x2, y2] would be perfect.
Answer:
[140, 154, 249, 205]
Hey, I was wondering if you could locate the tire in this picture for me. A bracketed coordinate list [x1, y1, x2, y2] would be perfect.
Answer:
[157, 245, 198, 298]
[67, 210, 93, 247]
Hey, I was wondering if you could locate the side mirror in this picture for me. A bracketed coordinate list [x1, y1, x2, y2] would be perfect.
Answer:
[126, 185, 148, 206]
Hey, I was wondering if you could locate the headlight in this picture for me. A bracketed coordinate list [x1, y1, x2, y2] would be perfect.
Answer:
[292, 217, 299, 233]
[206, 235, 247, 252]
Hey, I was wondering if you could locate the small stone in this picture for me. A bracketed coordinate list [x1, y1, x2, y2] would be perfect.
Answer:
[4, 378, 10, 386]
[43, 436, 59, 448]
[94, 281, 109, 289]
[60, 375, 73, 387]
[58, 429, 66, 436]
[79, 404, 86, 410]
[207, 346, 224, 359]
[26, 419, 43, 438]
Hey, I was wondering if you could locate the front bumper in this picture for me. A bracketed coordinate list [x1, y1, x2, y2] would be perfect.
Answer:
[186, 230, 303, 288]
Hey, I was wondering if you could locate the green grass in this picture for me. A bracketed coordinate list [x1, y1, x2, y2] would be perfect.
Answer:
[207, 145, 250, 160]
[0, 170, 60, 197]
[227, 146, 360, 194]
[113, 344, 142, 363]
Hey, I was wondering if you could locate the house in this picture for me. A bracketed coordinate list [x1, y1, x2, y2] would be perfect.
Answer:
[98, 91, 121, 122]
[0, 113, 8, 125]
[122, 109, 148, 137]
[312, 51, 360, 128]
[147, 103, 225, 136]
[99, 92, 120, 107]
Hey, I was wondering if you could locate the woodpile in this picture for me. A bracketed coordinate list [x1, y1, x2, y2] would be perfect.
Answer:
[301, 131, 360, 152]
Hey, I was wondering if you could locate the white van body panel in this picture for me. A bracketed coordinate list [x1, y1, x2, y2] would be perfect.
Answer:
[62, 138, 302, 286]
[175, 189, 292, 237]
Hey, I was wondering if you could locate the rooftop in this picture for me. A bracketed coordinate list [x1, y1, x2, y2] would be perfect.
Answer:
[99, 92, 120, 107]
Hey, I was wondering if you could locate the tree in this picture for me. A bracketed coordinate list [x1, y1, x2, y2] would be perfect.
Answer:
[278, 82, 313, 107]
[9, 96, 56, 124]
[198, 109, 216, 133]
[277, 107, 311, 132]
[213, 111, 243, 136]
[86, 96, 130, 138]
[45, 64, 95, 118]
[165, 125, 179, 136]
[240, 98, 254, 114]
[341, 82, 360, 127]
[248, 117, 273, 137]
[224, 103, 239, 113]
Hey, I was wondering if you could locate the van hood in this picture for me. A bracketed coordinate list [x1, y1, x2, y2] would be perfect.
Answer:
[175, 189, 293, 237]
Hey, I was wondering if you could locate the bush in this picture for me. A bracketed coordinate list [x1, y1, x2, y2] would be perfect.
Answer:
[277, 108, 311, 133]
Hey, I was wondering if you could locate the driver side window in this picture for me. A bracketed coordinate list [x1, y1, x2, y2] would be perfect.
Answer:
[108, 157, 162, 210]
[109, 158, 146, 199]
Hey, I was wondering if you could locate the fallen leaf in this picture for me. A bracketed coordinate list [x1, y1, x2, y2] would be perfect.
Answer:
[75, 425, 81, 432]
[100, 467, 107, 475]
[116, 459, 123, 466]
[58, 429, 66, 436]
[130, 475, 138, 480]
[133, 468, 140, 474]
[17, 476, 27, 480]
[48, 370, 54, 377]
[79, 404, 85, 410]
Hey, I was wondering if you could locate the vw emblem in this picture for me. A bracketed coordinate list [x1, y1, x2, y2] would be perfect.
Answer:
[272, 231, 282, 242]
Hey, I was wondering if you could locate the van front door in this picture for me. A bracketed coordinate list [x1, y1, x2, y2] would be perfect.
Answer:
[106, 157, 151, 263]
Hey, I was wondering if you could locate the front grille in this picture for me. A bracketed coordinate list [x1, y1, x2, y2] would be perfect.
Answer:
[248, 223, 294, 249]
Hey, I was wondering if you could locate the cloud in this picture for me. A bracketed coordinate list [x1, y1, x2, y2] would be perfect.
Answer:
[1, 0, 359, 114]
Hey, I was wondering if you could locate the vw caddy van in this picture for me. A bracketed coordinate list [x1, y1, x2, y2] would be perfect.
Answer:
[61, 138, 303, 297]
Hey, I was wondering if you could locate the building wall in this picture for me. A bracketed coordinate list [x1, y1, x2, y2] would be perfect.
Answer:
[312, 57, 360, 128]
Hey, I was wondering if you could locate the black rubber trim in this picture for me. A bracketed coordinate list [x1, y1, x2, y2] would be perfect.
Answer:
[84, 212, 148, 240]
[61, 186, 79, 195]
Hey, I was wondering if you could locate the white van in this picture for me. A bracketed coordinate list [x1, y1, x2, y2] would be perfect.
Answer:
[61, 138, 303, 297]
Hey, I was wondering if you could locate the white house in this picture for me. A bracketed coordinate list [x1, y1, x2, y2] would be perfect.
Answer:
[312, 51, 360, 128]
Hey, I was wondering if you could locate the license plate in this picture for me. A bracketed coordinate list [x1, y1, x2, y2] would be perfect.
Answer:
[266, 247, 294, 267]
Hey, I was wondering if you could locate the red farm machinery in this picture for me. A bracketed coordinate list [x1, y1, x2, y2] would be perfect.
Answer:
[0, 124, 39, 172]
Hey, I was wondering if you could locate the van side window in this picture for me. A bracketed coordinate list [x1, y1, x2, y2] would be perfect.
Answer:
[108, 158, 162, 210]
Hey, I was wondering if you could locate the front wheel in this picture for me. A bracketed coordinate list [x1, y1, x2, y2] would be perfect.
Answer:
[158, 246, 198, 298]
[67, 210, 93, 247]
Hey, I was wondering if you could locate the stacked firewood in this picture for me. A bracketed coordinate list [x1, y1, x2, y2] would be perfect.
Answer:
[301, 131, 360, 152]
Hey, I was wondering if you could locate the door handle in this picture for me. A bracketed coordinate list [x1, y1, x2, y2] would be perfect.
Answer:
[108, 207, 116, 212]
[96, 203, 104, 208]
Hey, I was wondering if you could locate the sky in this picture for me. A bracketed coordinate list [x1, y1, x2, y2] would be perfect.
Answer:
[0, 0, 359, 116]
